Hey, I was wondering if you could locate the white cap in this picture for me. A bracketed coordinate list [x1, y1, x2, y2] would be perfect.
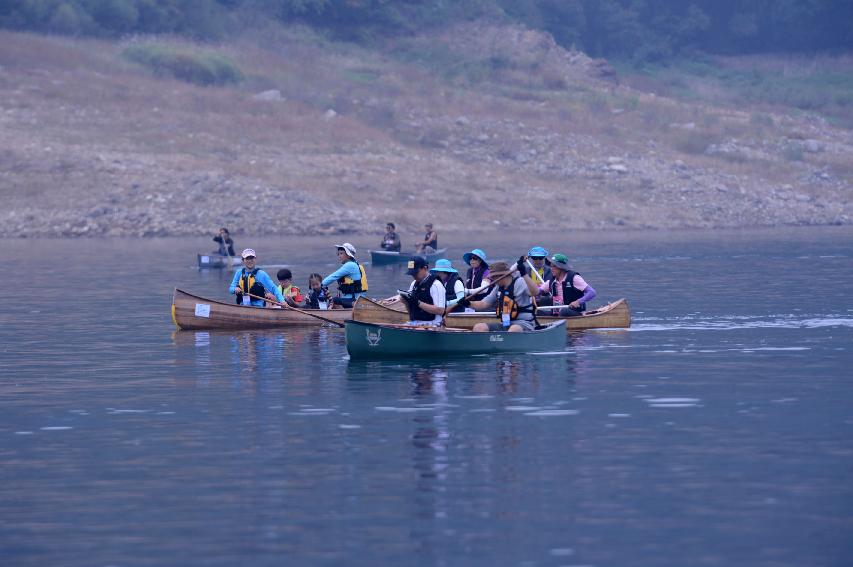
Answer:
[241, 248, 257, 259]
[335, 243, 356, 259]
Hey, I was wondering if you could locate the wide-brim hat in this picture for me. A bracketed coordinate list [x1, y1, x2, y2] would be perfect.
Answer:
[334, 242, 357, 259]
[549, 253, 571, 271]
[486, 261, 514, 283]
[430, 259, 457, 274]
[463, 248, 488, 265]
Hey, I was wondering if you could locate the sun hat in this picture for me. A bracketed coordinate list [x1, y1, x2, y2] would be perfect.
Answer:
[549, 253, 571, 271]
[241, 248, 257, 259]
[528, 246, 548, 258]
[430, 259, 457, 274]
[334, 242, 357, 259]
[487, 261, 514, 282]
[406, 256, 429, 276]
[463, 248, 488, 266]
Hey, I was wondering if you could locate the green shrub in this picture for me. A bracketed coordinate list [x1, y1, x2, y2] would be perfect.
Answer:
[122, 44, 243, 86]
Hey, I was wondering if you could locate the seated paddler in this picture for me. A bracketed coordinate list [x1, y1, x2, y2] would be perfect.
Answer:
[430, 259, 465, 312]
[537, 253, 596, 317]
[380, 222, 401, 252]
[393, 256, 446, 326]
[229, 249, 284, 307]
[457, 259, 539, 333]
[322, 242, 368, 309]
[462, 248, 491, 302]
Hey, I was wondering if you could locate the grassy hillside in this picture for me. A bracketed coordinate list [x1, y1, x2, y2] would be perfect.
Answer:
[0, 25, 850, 237]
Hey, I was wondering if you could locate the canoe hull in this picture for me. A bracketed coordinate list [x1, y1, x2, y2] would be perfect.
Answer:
[345, 320, 567, 359]
[197, 254, 241, 269]
[369, 248, 448, 266]
[172, 288, 350, 330]
[352, 297, 631, 331]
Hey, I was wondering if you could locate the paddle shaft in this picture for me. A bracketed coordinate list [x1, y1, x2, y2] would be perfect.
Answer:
[245, 292, 344, 327]
[526, 259, 545, 284]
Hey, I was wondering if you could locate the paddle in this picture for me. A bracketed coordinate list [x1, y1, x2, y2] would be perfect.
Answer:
[245, 292, 345, 327]
[526, 259, 545, 284]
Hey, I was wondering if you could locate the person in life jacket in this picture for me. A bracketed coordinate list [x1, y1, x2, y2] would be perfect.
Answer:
[415, 223, 438, 253]
[462, 248, 491, 302]
[228, 248, 285, 307]
[304, 273, 331, 310]
[276, 268, 305, 307]
[380, 222, 401, 252]
[321, 242, 368, 309]
[393, 256, 446, 325]
[457, 259, 540, 332]
[537, 253, 597, 317]
[430, 259, 465, 312]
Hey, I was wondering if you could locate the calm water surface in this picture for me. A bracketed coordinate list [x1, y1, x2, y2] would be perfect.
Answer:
[1, 228, 852, 567]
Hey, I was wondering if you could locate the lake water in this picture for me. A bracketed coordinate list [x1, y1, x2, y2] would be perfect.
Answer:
[1, 227, 852, 567]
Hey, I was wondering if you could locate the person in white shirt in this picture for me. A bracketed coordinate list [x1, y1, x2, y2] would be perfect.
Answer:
[396, 256, 446, 326]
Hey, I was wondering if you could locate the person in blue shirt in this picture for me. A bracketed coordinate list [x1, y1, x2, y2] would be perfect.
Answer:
[322, 242, 368, 309]
[229, 248, 285, 307]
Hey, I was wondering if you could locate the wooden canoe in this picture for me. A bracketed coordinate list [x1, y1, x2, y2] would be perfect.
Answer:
[369, 248, 448, 266]
[345, 319, 567, 359]
[352, 297, 631, 331]
[171, 288, 351, 330]
[197, 254, 242, 269]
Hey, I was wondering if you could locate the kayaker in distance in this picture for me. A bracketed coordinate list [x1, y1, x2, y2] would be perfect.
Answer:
[380, 222, 401, 252]
[394, 256, 446, 326]
[213, 227, 235, 256]
[458, 259, 539, 332]
[415, 223, 438, 253]
[229, 248, 284, 307]
[322, 243, 368, 309]
[430, 259, 465, 312]
[276, 268, 305, 307]
[462, 248, 491, 301]
[538, 253, 597, 317]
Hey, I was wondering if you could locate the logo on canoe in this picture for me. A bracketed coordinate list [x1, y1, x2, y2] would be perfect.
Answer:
[489, 335, 504, 342]
[366, 328, 382, 346]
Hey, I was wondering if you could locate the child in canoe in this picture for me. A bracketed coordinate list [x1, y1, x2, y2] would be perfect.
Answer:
[276, 269, 305, 307]
[305, 273, 331, 310]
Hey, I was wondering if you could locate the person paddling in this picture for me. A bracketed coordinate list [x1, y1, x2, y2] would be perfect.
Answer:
[458, 259, 539, 332]
[322, 243, 368, 309]
[538, 253, 596, 316]
[462, 248, 491, 301]
[213, 227, 235, 257]
[394, 257, 446, 326]
[415, 223, 438, 253]
[229, 249, 284, 307]
[430, 259, 465, 312]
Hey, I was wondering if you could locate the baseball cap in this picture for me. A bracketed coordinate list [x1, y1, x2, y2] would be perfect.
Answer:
[241, 248, 257, 259]
[406, 256, 429, 276]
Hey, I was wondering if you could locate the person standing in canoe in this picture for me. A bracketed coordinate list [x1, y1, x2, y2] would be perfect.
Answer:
[538, 253, 596, 317]
[430, 259, 465, 312]
[380, 222, 401, 252]
[462, 248, 491, 301]
[276, 268, 305, 307]
[322, 243, 368, 309]
[394, 257, 447, 326]
[415, 223, 438, 253]
[229, 249, 284, 307]
[458, 259, 539, 332]
[213, 227, 235, 257]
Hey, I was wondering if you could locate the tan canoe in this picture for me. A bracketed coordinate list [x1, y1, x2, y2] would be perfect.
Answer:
[352, 296, 630, 331]
[171, 288, 351, 330]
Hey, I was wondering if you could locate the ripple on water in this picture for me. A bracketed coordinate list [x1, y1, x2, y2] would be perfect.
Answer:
[524, 409, 579, 417]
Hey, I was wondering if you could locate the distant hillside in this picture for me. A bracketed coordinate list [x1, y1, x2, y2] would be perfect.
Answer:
[0, 25, 850, 237]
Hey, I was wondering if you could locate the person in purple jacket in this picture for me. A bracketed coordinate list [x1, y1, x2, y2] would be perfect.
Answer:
[538, 253, 596, 316]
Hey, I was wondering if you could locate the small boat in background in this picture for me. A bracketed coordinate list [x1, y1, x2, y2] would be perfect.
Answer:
[352, 297, 631, 331]
[197, 254, 242, 269]
[171, 288, 350, 330]
[369, 248, 448, 266]
[345, 319, 566, 360]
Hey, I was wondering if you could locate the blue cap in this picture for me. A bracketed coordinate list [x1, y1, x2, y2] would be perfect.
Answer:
[463, 248, 488, 266]
[528, 246, 548, 258]
[406, 256, 429, 276]
[430, 259, 457, 274]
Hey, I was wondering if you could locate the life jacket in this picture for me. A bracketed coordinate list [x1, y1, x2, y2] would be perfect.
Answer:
[306, 287, 329, 309]
[549, 270, 585, 308]
[533, 265, 552, 285]
[278, 284, 304, 304]
[408, 275, 438, 322]
[465, 265, 489, 300]
[424, 231, 438, 249]
[382, 232, 400, 251]
[496, 277, 535, 322]
[443, 273, 461, 302]
[236, 268, 267, 305]
[337, 262, 368, 295]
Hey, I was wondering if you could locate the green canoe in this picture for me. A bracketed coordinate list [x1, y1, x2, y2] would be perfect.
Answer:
[345, 319, 567, 360]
